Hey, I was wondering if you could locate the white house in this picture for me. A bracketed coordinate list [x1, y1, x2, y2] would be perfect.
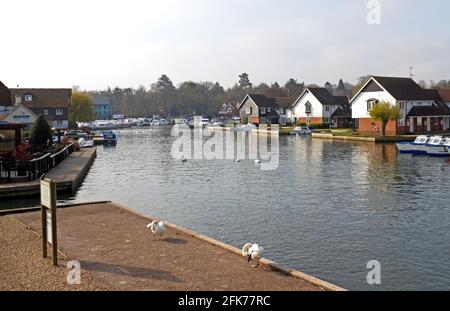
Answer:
[0, 103, 38, 129]
[292, 87, 351, 128]
[350, 76, 450, 135]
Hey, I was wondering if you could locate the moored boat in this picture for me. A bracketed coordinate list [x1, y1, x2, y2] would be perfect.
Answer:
[425, 136, 450, 157]
[102, 130, 118, 145]
[396, 135, 429, 154]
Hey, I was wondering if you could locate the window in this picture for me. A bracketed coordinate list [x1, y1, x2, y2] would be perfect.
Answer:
[398, 118, 405, 126]
[44, 109, 49, 115]
[325, 106, 330, 112]
[397, 102, 405, 110]
[260, 107, 266, 114]
[324, 117, 331, 124]
[245, 107, 253, 115]
[305, 102, 312, 114]
[367, 99, 378, 111]
[24, 95, 33, 102]
[15, 96, 22, 105]
[417, 117, 422, 126]
[56, 109, 64, 116]
[267, 108, 271, 113]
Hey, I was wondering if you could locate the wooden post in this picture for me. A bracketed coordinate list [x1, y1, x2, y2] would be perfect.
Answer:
[40, 176, 58, 266]
[41, 205, 47, 258]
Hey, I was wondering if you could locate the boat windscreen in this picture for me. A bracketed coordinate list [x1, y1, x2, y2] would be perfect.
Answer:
[415, 136, 428, 144]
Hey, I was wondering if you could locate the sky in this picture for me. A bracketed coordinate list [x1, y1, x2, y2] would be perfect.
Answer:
[1, 0, 449, 90]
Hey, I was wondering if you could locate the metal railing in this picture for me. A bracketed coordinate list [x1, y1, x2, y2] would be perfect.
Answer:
[0, 143, 76, 183]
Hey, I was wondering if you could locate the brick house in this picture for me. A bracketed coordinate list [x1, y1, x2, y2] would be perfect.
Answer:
[238, 94, 280, 125]
[292, 87, 351, 127]
[9, 88, 72, 130]
[350, 76, 450, 136]
[0, 81, 12, 107]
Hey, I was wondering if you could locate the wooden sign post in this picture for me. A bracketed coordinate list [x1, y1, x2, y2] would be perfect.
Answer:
[40, 176, 58, 266]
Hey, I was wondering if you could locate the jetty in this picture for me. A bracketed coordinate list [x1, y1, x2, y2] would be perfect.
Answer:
[0, 148, 96, 199]
[0, 202, 345, 291]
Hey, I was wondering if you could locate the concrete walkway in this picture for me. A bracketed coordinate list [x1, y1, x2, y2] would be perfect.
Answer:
[0, 148, 96, 199]
[8, 202, 345, 291]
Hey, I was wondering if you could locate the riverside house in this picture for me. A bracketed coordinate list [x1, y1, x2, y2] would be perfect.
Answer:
[239, 94, 280, 125]
[92, 94, 113, 120]
[351, 76, 450, 136]
[292, 87, 351, 128]
[9, 88, 72, 130]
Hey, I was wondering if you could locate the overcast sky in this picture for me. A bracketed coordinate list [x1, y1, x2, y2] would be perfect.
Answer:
[1, 0, 449, 90]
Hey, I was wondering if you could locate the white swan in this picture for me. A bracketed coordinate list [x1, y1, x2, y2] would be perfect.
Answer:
[242, 243, 264, 268]
[147, 220, 166, 239]
[254, 159, 261, 164]
[236, 159, 241, 163]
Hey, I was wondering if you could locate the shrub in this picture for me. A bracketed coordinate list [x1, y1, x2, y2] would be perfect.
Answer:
[30, 115, 53, 150]
[241, 116, 248, 124]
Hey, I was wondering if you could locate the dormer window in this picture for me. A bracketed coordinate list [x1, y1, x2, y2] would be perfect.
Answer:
[305, 102, 312, 114]
[260, 107, 266, 115]
[24, 95, 33, 102]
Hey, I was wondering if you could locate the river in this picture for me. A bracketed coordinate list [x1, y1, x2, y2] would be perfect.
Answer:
[2, 128, 450, 291]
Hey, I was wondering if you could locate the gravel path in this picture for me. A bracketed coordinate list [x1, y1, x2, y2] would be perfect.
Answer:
[0, 216, 110, 291]
[9, 203, 325, 291]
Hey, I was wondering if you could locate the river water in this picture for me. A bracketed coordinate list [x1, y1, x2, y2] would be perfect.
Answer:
[2, 128, 450, 290]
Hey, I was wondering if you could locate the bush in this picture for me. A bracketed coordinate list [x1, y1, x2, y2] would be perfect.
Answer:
[308, 123, 330, 129]
[241, 116, 248, 124]
[30, 115, 53, 150]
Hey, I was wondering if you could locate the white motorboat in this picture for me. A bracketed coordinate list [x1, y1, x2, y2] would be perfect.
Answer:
[290, 126, 312, 136]
[396, 135, 430, 154]
[425, 136, 450, 157]
[78, 133, 94, 148]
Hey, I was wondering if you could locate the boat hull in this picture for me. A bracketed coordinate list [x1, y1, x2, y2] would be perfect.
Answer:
[411, 144, 428, 155]
[395, 142, 413, 154]
[425, 145, 450, 157]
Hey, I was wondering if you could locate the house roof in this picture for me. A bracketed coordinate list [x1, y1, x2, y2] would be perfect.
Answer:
[239, 94, 277, 110]
[331, 106, 352, 118]
[294, 87, 349, 107]
[407, 105, 450, 117]
[275, 97, 296, 109]
[370, 76, 439, 101]
[438, 89, 450, 102]
[10, 88, 72, 108]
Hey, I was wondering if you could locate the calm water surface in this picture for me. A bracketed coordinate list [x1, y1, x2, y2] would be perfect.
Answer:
[3, 128, 450, 290]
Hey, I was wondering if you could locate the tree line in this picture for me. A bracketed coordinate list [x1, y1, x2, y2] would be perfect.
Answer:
[74, 74, 450, 120]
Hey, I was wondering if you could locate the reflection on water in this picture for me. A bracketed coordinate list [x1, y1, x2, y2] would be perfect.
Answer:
[1, 128, 449, 291]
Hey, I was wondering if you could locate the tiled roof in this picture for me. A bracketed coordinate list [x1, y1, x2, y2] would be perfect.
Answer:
[372, 76, 438, 101]
[331, 107, 352, 118]
[275, 97, 296, 109]
[10, 88, 72, 108]
[247, 94, 277, 108]
[308, 88, 349, 106]
[407, 105, 450, 117]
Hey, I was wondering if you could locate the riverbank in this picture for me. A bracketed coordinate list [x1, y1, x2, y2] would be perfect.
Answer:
[2, 202, 345, 291]
[312, 133, 417, 142]
[0, 148, 97, 199]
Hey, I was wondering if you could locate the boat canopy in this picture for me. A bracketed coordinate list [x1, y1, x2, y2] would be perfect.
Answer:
[414, 136, 429, 144]
[428, 136, 444, 145]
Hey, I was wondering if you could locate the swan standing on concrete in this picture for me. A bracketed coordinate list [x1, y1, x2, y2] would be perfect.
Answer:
[147, 220, 166, 239]
[236, 159, 241, 163]
[242, 243, 264, 268]
[254, 159, 261, 164]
